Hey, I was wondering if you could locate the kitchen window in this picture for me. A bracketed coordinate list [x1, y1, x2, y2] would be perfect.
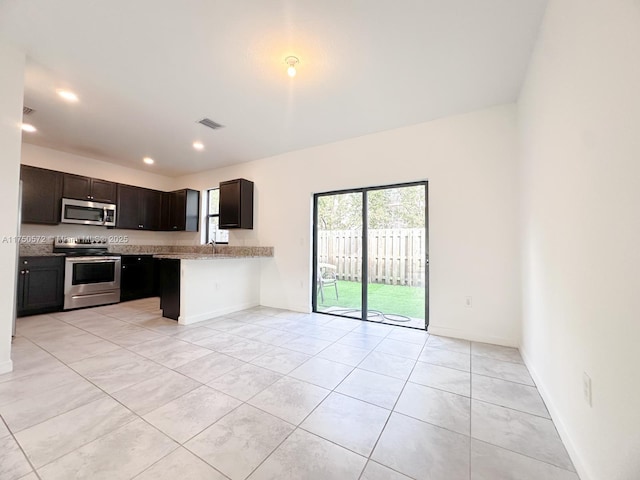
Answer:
[206, 188, 229, 244]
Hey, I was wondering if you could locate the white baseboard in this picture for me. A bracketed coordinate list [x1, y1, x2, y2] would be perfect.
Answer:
[286, 304, 312, 314]
[427, 325, 517, 347]
[178, 301, 259, 325]
[0, 358, 13, 375]
[520, 347, 591, 480]
[257, 302, 311, 314]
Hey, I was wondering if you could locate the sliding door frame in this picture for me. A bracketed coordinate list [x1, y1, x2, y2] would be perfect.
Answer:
[312, 180, 429, 330]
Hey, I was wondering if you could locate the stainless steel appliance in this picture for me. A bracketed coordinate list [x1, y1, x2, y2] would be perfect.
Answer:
[54, 237, 121, 309]
[61, 198, 116, 227]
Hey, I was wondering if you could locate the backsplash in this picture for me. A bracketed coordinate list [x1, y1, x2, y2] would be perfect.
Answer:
[19, 242, 273, 257]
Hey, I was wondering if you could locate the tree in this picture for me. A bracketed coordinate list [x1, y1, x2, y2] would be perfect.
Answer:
[318, 185, 425, 230]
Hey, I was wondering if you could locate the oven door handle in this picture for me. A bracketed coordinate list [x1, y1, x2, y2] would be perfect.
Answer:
[66, 257, 121, 263]
[103, 207, 108, 225]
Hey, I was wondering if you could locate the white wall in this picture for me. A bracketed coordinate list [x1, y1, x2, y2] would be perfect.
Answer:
[175, 104, 522, 346]
[518, 1, 640, 478]
[22, 143, 174, 191]
[20, 143, 195, 245]
[180, 258, 261, 325]
[0, 41, 25, 374]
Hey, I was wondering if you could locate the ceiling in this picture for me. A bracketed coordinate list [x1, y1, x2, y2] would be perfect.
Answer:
[0, 0, 548, 177]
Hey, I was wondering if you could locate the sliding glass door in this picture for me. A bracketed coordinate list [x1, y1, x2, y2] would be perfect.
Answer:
[313, 182, 428, 329]
[314, 192, 363, 319]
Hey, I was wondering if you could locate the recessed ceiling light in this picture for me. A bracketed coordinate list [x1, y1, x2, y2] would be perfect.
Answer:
[57, 89, 79, 102]
[193, 141, 204, 151]
[21, 123, 37, 133]
[143, 157, 154, 165]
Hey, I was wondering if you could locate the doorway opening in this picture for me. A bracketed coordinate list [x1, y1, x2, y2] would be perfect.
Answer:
[312, 182, 429, 330]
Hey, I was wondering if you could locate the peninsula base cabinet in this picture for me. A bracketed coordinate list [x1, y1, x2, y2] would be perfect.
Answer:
[16, 256, 65, 317]
[160, 257, 260, 324]
[159, 259, 181, 321]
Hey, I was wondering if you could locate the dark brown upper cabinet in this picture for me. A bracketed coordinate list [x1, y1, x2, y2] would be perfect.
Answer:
[219, 178, 253, 229]
[63, 174, 117, 203]
[162, 189, 200, 231]
[116, 184, 162, 230]
[20, 165, 63, 225]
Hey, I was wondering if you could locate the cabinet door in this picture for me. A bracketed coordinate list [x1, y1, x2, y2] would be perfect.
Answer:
[116, 184, 142, 229]
[160, 192, 172, 231]
[184, 189, 200, 232]
[159, 259, 180, 320]
[18, 257, 64, 316]
[141, 189, 163, 230]
[63, 174, 92, 201]
[20, 165, 63, 225]
[90, 179, 117, 203]
[169, 191, 186, 230]
[161, 190, 200, 232]
[220, 179, 253, 229]
[219, 180, 241, 228]
[121, 255, 155, 301]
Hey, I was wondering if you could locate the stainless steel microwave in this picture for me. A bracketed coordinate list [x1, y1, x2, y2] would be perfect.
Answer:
[61, 198, 117, 227]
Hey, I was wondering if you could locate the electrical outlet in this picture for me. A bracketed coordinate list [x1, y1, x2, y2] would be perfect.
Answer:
[464, 296, 472, 308]
[583, 372, 592, 407]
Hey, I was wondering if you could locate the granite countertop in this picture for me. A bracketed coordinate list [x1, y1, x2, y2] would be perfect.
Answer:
[153, 253, 266, 260]
[111, 245, 273, 258]
[19, 243, 274, 258]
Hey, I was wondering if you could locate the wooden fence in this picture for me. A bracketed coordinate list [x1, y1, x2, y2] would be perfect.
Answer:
[317, 229, 426, 287]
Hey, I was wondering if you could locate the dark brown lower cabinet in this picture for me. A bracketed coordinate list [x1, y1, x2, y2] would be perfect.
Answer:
[120, 255, 155, 301]
[159, 259, 180, 321]
[17, 256, 64, 317]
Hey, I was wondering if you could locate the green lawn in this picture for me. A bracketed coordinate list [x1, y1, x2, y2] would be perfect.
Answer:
[318, 280, 426, 319]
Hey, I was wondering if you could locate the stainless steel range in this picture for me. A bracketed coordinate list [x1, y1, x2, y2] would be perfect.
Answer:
[54, 237, 121, 310]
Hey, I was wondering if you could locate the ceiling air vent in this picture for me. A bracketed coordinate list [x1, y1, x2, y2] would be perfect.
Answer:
[197, 118, 224, 130]
[23, 106, 35, 115]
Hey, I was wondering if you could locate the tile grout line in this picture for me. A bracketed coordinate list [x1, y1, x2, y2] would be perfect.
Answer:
[1, 414, 43, 480]
[10, 303, 573, 479]
[356, 335, 429, 480]
[469, 347, 473, 479]
[240, 318, 399, 480]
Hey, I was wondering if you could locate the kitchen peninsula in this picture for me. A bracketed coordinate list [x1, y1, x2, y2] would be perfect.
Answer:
[150, 246, 273, 325]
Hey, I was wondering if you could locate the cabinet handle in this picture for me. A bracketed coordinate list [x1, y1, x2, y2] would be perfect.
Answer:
[138, 224, 143, 228]
[20, 270, 25, 275]
[23, 260, 28, 265]
[25, 270, 29, 274]
[122, 265, 126, 269]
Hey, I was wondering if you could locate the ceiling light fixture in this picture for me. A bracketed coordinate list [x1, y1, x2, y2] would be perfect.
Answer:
[57, 89, 79, 102]
[143, 157, 154, 165]
[193, 141, 204, 151]
[21, 123, 37, 133]
[285, 56, 299, 77]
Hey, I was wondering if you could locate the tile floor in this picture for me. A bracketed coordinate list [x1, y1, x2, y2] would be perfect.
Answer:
[0, 299, 579, 480]
[321, 306, 425, 329]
